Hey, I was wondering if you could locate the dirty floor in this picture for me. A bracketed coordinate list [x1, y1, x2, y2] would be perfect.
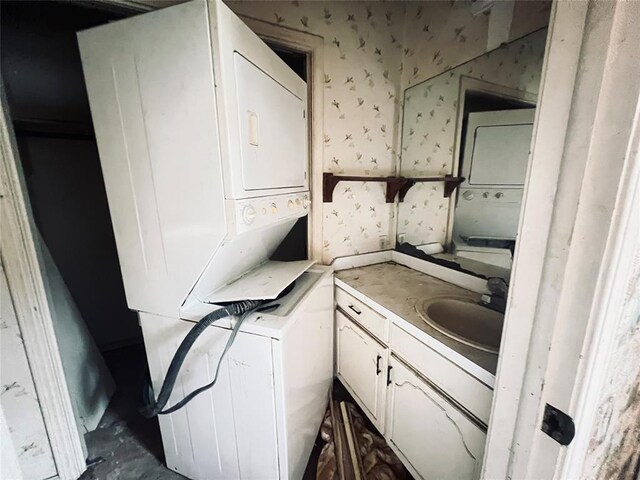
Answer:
[79, 345, 185, 480]
[79, 345, 322, 479]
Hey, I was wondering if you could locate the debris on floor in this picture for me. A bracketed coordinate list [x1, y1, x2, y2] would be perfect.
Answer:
[79, 345, 185, 480]
[317, 398, 407, 480]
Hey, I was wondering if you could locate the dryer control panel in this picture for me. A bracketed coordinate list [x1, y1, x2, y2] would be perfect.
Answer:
[226, 192, 310, 235]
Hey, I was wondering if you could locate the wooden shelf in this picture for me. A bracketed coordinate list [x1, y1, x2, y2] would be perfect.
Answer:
[323, 172, 465, 203]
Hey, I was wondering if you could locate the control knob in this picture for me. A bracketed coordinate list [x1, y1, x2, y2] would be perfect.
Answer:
[242, 205, 257, 225]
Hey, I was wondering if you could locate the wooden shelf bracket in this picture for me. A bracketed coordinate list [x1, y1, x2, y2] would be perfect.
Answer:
[323, 172, 465, 203]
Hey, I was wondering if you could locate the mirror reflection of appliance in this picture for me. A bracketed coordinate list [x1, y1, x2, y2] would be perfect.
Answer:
[78, 2, 332, 478]
[453, 108, 535, 270]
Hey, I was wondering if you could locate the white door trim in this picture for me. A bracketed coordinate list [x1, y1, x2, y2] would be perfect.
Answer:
[482, 2, 586, 473]
[238, 15, 325, 264]
[0, 84, 86, 479]
[560, 82, 640, 480]
[484, 1, 640, 478]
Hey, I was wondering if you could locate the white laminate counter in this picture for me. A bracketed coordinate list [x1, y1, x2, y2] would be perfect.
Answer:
[335, 262, 498, 388]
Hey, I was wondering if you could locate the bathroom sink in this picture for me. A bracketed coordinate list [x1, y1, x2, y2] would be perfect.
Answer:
[415, 297, 504, 354]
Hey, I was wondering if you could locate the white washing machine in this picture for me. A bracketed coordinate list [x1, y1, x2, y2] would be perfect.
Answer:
[141, 266, 333, 479]
[78, 1, 333, 478]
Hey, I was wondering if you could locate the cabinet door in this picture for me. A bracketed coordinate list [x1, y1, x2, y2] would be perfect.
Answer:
[336, 310, 387, 430]
[386, 357, 486, 480]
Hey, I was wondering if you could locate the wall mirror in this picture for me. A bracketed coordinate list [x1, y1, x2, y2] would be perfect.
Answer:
[396, 29, 547, 285]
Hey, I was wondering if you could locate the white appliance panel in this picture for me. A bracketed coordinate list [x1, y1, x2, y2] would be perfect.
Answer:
[79, 1, 311, 319]
[454, 108, 535, 243]
[469, 123, 533, 186]
[209, 2, 308, 200]
[182, 218, 297, 317]
[235, 54, 306, 191]
[454, 189, 524, 240]
[140, 267, 334, 480]
[141, 313, 278, 480]
[272, 269, 334, 478]
[203, 259, 314, 304]
[78, 1, 226, 317]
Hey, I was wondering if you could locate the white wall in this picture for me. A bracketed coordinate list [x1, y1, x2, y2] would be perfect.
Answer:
[0, 262, 57, 480]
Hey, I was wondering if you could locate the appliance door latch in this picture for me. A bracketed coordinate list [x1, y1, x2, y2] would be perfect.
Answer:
[541, 403, 575, 446]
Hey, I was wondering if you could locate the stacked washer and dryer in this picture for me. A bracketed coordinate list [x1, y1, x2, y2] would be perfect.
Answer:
[453, 108, 536, 271]
[78, 2, 333, 479]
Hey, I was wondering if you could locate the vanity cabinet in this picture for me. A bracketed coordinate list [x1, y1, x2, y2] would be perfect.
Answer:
[336, 310, 388, 430]
[334, 285, 491, 480]
[385, 357, 486, 480]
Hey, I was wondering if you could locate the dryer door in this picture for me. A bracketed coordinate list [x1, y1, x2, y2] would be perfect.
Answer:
[235, 54, 307, 191]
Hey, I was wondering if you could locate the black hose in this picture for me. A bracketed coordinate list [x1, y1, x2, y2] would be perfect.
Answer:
[140, 280, 296, 418]
[140, 299, 265, 418]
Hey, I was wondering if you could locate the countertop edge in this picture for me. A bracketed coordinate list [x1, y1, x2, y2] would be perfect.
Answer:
[334, 277, 496, 389]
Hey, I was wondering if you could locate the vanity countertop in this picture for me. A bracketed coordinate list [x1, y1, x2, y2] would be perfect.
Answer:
[335, 261, 499, 380]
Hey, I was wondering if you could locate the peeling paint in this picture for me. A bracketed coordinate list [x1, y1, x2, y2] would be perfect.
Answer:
[583, 247, 640, 480]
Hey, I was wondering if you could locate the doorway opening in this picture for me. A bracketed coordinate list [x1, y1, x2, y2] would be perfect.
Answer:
[1, 1, 172, 478]
[268, 43, 310, 263]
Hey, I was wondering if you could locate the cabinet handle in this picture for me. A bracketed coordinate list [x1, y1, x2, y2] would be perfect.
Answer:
[348, 304, 362, 315]
[387, 365, 393, 386]
[376, 355, 382, 375]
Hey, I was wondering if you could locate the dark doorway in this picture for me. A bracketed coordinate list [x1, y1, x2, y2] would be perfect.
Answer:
[267, 42, 310, 262]
[1, 1, 140, 350]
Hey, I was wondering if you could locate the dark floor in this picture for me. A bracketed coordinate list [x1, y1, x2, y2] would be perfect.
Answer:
[79, 344, 323, 480]
[79, 346, 405, 480]
[79, 345, 185, 480]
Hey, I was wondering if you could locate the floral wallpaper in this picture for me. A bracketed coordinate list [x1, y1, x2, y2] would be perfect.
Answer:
[0, 263, 57, 480]
[397, 28, 547, 247]
[227, 1, 549, 263]
[228, 1, 405, 262]
[401, 1, 550, 89]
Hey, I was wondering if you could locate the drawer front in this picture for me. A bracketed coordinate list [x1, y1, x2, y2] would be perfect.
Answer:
[390, 324, 493, 425]
[336, 287, 388, 342]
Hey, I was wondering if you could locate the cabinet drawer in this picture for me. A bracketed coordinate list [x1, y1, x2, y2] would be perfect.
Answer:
[390, 324, 492, 425]
[336, 287, 388, 342]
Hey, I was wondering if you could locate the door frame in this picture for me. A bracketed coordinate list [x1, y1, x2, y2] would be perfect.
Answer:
[0, 84, 86, 480]
[483, 1, 640, 478]
[237, 15, 325, 264]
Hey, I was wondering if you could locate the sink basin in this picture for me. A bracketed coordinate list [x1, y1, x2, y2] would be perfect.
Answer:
[415, 297, 504, 354]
